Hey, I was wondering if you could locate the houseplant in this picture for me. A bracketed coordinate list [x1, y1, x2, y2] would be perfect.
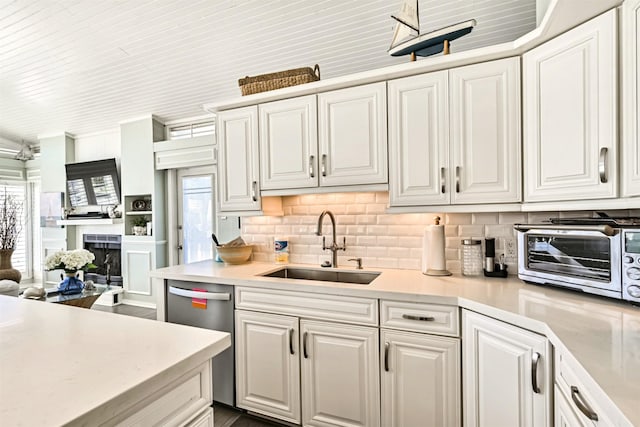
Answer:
[131, 216, 149, 236]
[45, 249, 97, 294]
[0, 188, 23, 283]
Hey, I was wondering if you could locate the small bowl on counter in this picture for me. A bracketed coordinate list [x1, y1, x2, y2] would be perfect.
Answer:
[216, 245, 253, 264]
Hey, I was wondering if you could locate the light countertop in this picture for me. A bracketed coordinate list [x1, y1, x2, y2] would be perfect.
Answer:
[0, 295, 230, 426]
[152, 260, 640, 426]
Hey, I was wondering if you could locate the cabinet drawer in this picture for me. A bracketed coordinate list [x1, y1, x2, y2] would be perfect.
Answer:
[113, 360, 212, 426]
[380, 300, 459, 337]
[555, 351, 617, 427]
[235, 287, 378, 326]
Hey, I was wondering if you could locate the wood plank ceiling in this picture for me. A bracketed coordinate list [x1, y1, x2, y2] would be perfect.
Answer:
[0, 0, 536, 146]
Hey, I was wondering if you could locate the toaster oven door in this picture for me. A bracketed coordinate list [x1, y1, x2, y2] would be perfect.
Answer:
[517, 227, 621, 296]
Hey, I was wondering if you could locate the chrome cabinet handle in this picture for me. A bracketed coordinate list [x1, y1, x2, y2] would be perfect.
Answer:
[303, 332, 308, 359]
[571, 386, 598, 421]
[289, 328, 295, 355]
[251, 181, 258, 202]
[531, 352, 541, 394]
[599, 147, 608, 183]
[402, 314, 435, 321]
[440, 167, 446, 194]
[384, 342, 390, 372]
[455, 166, 461, 193]
[309, 155, 315, 178]
[321, 154, 327, 177]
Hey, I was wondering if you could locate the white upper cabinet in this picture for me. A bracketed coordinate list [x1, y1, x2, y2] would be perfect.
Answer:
[259, 95, 318, 190]
[622, 0, 640, 197]
[318, 82, 388, 187]
[523, 9, 617, 202]
[217, 106, 261, 212]
[388, 57, 520, 207]
[450, 57, 521, 204]
[388, 71, 449, 206]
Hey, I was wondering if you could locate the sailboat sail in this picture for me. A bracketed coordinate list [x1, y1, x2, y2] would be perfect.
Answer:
[389, 0, 419, 49]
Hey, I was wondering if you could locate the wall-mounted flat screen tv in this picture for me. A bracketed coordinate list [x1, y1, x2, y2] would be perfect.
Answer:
[65, 158, 121, 207]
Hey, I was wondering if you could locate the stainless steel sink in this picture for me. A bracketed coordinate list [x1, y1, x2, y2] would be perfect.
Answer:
[260, 267, 380, 285]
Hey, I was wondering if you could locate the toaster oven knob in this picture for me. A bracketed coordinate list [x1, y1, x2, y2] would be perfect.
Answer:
[624, 256, 634, 264]
[628, 285, 640, 298]
[627, 267, 640, 281]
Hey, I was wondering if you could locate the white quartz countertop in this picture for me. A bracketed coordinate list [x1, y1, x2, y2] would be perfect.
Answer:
[152, 260, 640, 426]
[0, 296, 230, 426]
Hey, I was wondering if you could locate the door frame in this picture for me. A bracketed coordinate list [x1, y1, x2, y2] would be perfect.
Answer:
[168, 165, 217, 265]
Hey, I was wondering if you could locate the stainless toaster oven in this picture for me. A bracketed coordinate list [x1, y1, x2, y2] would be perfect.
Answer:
[515, 219, 640, 304]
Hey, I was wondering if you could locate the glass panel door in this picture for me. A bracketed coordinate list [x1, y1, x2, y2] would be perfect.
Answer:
[177, 167, 214, 264]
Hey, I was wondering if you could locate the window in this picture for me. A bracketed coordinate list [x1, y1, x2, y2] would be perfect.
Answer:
[167, 120, 215, 140]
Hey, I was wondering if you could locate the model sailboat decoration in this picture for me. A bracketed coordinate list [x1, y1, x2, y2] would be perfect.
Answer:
[388, 0, 477, 61]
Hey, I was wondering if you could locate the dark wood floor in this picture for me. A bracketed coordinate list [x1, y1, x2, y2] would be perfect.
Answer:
[90, 303, 284, 427]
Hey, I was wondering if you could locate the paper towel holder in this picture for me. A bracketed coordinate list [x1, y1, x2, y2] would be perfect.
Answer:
[425, 216, 452, 277]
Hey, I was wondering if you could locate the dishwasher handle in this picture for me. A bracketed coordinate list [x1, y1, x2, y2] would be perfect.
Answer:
[169, 286, 231, 301]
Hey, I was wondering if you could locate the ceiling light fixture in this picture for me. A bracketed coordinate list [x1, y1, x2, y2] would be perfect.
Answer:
[15, 141, 34, 161]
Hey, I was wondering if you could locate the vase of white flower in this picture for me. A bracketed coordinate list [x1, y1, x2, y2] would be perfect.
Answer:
[45, 249, 97, 295]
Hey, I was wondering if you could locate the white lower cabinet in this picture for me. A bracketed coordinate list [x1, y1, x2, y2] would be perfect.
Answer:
[462, 310, 552, 427]
[235, 310, 301, 424]
[381, 329, 460, 427]
[301, 320, 380, 427]
[235, 308, 379, 427]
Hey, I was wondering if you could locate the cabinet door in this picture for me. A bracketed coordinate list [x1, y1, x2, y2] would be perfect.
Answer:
[388, 71, 449, 206]
[450, 57, 521, 204]
[259, 95, 318, 190]
[622, 0, 640, 197]
[318, 82, 388, 187]
[235, 310, 300, 424]
[301, 320, 380, 427]
[381, 329, 460, 427]
[217, 107, 260, 211]
[462, 310, 551, 427]
[121, 241, 155, 298]
[523, 10, 617, 202]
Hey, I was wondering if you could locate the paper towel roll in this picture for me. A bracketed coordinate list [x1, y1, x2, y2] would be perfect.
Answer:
[421, 227, 429, 274]
[428, 224, 447, 271]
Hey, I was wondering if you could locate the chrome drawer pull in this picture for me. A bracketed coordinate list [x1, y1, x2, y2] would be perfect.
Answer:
[289, 328, 295, 355]
[571, 386, 598, 421]
[309, 155, 315, 178]
[251, 181, 258, 202]
[321, 154, 327, 177]
[303, 332, 309, 359]
[531, 352, 541, 394]
[440, 167, 446, 194]
[599, 147, 608, 183]
[384, 342, 390, 372]
[402, 314, 435, 322]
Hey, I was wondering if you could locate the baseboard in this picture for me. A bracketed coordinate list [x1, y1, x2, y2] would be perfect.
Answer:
[122, 298, 157, 309]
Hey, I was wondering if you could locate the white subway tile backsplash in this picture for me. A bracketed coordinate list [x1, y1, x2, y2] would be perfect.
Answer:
[459, 225, 484, 238]
[241, 193, 630, 272]
[446, 213, 472, 225]
[472, 213, 498, 224]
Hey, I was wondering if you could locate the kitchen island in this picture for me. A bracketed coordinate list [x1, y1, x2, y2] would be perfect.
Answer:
[152, 260, 640, 426]
[0, 295, 230, 426]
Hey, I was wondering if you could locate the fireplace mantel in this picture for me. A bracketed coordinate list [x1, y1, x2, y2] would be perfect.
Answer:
[57, 218, 123, 226]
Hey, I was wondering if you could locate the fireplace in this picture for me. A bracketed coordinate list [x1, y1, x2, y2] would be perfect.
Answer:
[83, 234, 122, 286]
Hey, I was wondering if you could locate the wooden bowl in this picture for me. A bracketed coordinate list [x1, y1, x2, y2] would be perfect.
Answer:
[216, 245, 253, 264]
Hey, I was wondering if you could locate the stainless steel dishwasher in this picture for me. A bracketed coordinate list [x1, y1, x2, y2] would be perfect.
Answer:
[166, 280, 234, 407]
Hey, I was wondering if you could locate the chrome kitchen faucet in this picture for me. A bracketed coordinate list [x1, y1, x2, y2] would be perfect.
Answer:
[316, 210, 346, 268]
